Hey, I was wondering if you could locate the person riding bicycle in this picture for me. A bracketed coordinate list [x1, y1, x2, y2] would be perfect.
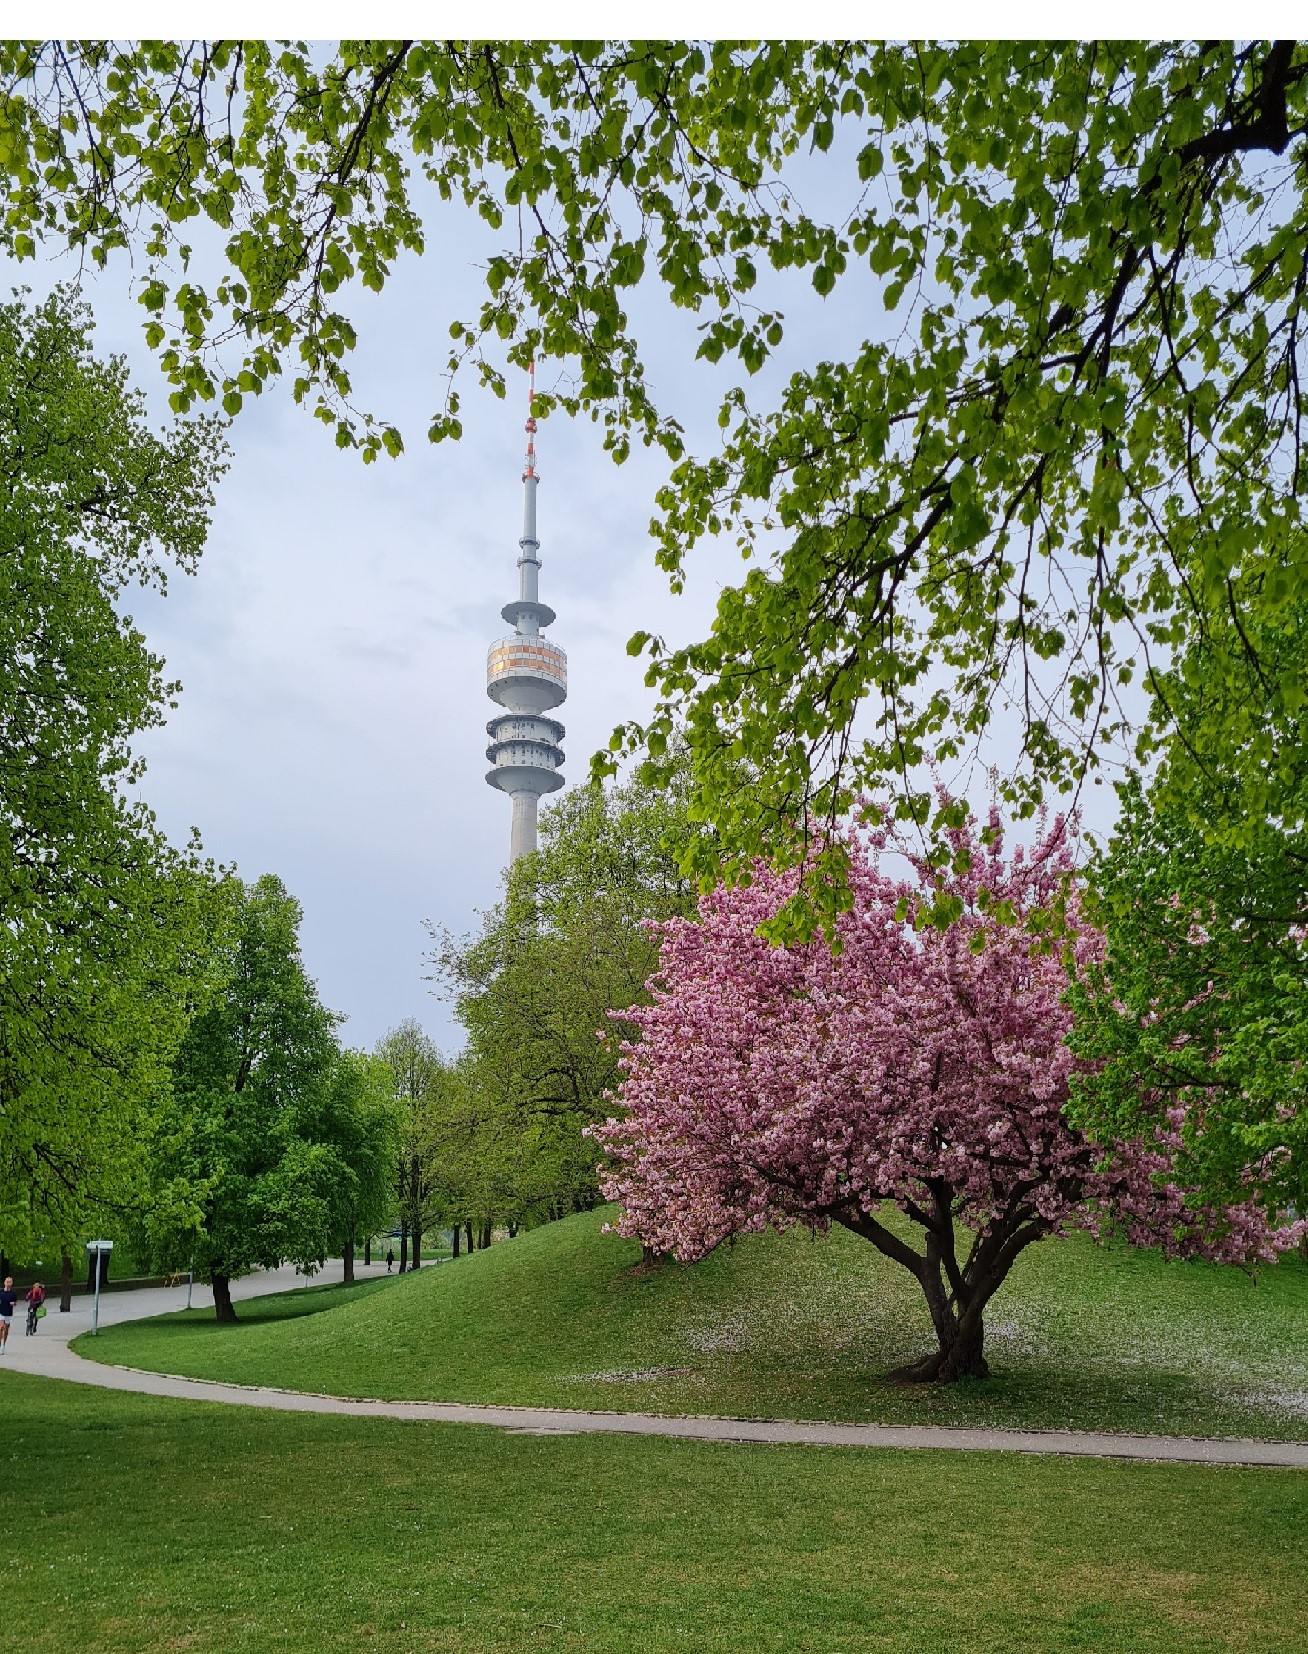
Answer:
[25, 1281, 46, 1336]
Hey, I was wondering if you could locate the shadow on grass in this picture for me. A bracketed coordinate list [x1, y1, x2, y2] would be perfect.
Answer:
[224, 1274, 405, 1326]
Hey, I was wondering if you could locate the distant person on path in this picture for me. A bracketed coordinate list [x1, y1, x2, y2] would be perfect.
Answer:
[25, 1281, 45, 1336]
[0, 1277, 15, 1352]
[386, 1247, 394, 1273]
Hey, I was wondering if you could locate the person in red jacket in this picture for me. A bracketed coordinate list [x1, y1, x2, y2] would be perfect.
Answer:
[25, 1281, 45, 1336]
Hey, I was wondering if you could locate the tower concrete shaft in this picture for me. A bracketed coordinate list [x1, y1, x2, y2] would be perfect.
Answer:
[485, 365, 567, 863]
[510, 792, 539, 862]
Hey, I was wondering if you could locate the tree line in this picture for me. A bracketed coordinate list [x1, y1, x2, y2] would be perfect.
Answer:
[0, 283, 702, 1307]
[0, 290, 421, 1310]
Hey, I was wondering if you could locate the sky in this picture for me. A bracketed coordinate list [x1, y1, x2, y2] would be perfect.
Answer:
[12, 105, 1125, 1056]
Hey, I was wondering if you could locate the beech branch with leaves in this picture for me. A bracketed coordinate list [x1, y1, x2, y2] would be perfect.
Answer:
[4, 42, 1306, 919]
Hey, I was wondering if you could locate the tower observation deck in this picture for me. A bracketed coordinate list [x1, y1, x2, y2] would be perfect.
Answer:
[485, 365, 567, 862]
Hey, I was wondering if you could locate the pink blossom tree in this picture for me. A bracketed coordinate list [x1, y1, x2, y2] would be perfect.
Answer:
[594, 810, 1304, 1383]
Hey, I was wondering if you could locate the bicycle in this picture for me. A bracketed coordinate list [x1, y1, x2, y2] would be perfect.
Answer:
[24, 1286, 46, 1335]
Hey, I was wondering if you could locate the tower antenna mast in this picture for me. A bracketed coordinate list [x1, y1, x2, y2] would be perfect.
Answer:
[484, 364, 567, 862]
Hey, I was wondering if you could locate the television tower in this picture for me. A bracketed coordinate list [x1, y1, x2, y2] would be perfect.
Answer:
[485, 364, 567, 862]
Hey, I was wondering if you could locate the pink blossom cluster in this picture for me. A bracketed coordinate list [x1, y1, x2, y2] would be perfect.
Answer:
[593, 811, 1303, 1268]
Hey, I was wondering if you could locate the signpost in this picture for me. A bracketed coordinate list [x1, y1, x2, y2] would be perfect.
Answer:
[85, 1239, 113, 1335]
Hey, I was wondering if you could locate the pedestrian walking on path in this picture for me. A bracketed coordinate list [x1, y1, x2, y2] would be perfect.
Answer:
[0, 1276, 15, 1352]
[24, 1281, 46, 1336]
[386, 1247, 394, 1273]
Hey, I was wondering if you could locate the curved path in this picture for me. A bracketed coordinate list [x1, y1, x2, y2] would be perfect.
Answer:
[7, 1264, 1306, 1469]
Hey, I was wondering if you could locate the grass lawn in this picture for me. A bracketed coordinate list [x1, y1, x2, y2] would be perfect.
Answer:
[2, 1369, 1305, 1653]
[80, 1209, 1308, 1441]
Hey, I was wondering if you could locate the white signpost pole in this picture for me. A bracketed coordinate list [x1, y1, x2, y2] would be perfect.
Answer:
[85, 1239, 113, 1335]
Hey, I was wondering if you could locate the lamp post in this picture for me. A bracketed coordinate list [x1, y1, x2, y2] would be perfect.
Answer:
[85, 1239, 113, 1335]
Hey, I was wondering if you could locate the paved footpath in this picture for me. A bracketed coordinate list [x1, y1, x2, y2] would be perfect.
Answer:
[6, 1264, 1306, 1469]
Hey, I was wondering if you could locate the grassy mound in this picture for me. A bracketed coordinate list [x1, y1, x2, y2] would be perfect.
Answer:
[5, 1369, 1305, 1653]
[81, 1207, 1308, 1440]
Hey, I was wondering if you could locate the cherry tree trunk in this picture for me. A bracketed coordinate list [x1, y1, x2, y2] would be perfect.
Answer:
[893, 1316, 990, 1383]
[838, 1206, 1043, 1385]
[59, 1252, 72, 1313]
[343, 1241, 355, 1285]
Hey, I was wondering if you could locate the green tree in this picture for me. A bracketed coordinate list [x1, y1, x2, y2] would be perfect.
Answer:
[430, 768, 702, 1224]
[374, 1018, 444, 1270]
[1071, 778, 1308, 1237]
[144, 875, 346, 1321]
[302, 1050, 401, 1283]
[419, 1055, 521, 1250]
[0, 284, 228, 1257]
[1, 43, 1305, 906]
[1070, 560, 1308, 1236]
